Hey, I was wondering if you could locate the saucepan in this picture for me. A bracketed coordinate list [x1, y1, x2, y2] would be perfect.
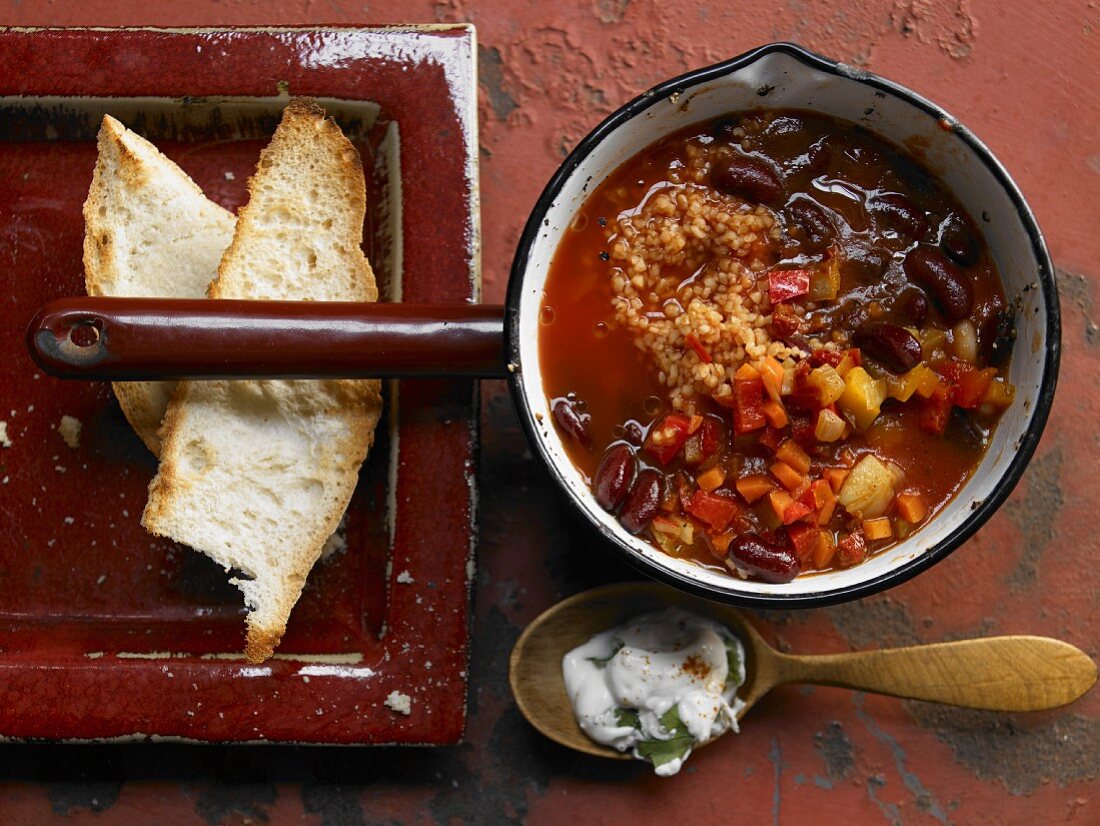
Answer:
[26, 42, 1059, 608]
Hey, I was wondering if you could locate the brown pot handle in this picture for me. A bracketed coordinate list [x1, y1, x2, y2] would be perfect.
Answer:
[27, 297, 509, 380]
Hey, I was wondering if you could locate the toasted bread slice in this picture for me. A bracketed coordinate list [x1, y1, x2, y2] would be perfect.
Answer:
[83, 115, 236, 456]
[142, 98, 383, 663]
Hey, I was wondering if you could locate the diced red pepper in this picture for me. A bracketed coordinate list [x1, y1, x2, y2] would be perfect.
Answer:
[768, 269, 812, 304]
[699, 417, 723, 458]
[919, 384, 953, 436]
[675, 471, 695, 511]
[685, 489, 740, 532]
[783, 362, 820, 413]
[808, 349, 844, 368]
[733, 376, 767, 434]
[787, 522, 820, 564]
[771, 303, 804, 341]
[837, 530, 867, 567]
[790, 413, 817, 447]
[782, 500, 813, 525]
[944, 362, 997, 409]
[938, 360, 988, 408]
[644, 412, 693, 465]
[685, 332, 713, 364]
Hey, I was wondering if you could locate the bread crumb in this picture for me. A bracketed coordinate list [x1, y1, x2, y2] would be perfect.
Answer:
[59, 415, 82, 449]
[384, 690, 412, 716]
[396, 570, 415, 584]
[319, 518, 347, 561]
[0, 421, 11, 448]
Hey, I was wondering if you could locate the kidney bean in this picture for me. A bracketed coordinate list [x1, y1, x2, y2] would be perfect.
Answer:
[785, 196, 834, 250]
[552, 398, 591, 447]
[593, 443, 637, 512]
[853, 322, 923, 373]
[895, 288, 929, 326]
[867, 192, 929, 241]
[710, 154, 785, 205]
[618, 469, 664, 535]
[940, 214, 980, 266]
[726, 534, 800, 583]
[903, 245, 974, 321]
[979, 309, 1016, 365]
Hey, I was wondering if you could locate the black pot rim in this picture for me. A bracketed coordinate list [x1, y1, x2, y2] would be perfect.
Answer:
[504, 41, 1060, 609]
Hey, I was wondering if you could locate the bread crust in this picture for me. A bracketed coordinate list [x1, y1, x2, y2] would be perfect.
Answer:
[142, 98, 383, 663]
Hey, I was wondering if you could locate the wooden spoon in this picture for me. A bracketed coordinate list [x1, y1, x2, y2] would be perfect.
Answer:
[509, 582, 1098, 759]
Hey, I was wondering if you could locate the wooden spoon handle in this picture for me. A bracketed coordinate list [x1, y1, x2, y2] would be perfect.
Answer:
[775, 636, 1096, 712]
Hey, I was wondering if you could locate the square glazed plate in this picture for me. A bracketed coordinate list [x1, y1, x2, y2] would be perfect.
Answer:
[0, 26, 479, 744]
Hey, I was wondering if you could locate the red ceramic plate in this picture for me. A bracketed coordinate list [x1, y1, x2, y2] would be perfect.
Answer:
[0, 26, 479, 744]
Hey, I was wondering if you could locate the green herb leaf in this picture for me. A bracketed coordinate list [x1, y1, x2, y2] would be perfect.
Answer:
[635, 707, 695, 770]
[586, 639, 624, 667]
[614, 707, 640, 729]
[724, 637, 745, 687]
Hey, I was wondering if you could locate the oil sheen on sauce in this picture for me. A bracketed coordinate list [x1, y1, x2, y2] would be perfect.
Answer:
[562, 607, 746, 776]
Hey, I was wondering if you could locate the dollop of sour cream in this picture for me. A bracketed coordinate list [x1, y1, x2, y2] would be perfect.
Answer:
[562, 607, 746, 776]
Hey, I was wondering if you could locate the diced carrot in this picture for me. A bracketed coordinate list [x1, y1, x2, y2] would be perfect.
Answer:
[816, 486, 837, 526]
[790, 479, 811, 501]
[736, 474, 775, 504]
[770, 461, 806, 492]
[706, 530, 736, 560]
[734, 362, 761, 382]
[812, 531, 837, 569]
[763, 398, 789, 428]
[894, 492, 928, 524]
[823, 467, 850, 494]
[696, 466, 726, 492]
[862, 516, 893, 541]
[798, 479, 836, 526]
[687, 414, 704, 435]
[768, 489, 794, 522]
[775, 440, 812, 475]
[787, 522, 820, 563]
[760, 356, 786, 402]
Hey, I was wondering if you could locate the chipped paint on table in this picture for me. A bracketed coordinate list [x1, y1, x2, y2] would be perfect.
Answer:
[0, 0, 1097, 824]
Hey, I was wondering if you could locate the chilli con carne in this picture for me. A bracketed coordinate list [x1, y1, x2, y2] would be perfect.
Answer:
[540, 110, 1016, 583]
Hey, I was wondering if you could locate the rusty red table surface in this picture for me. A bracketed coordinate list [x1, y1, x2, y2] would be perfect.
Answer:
[0, 1, 1097, 824]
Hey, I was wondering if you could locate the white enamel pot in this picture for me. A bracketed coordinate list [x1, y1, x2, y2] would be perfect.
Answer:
[505, 42, 1059, 607]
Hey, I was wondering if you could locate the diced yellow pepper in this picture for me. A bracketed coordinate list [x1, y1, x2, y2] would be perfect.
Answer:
[838, 367, 887, 432]
[983, 379, 1016, 408]
[807, 364, 846, 407]
[887, 363, 939, 402]
[808, 257, 841, 301]
[919, 328, 948, 361]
